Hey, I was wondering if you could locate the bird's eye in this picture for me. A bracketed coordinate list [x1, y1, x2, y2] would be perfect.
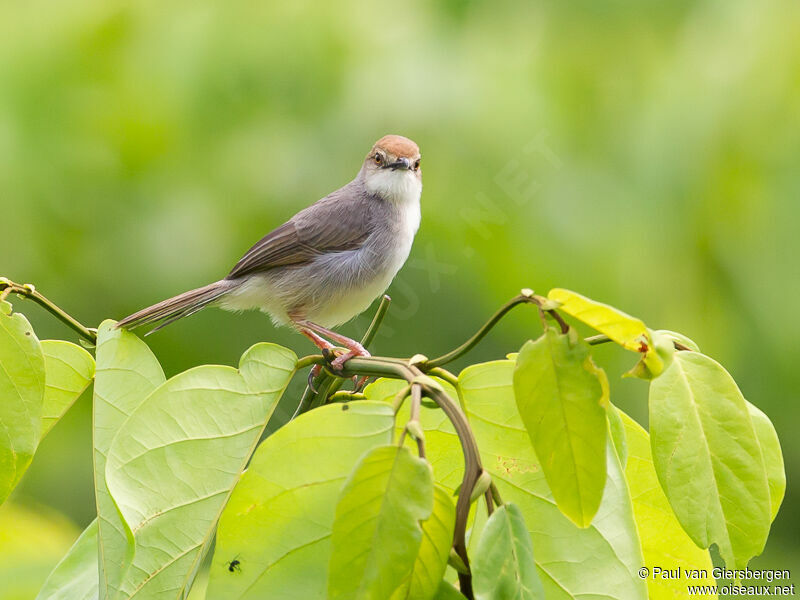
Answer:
[413, 159, 420, 171]
[374, 153, 382, 165]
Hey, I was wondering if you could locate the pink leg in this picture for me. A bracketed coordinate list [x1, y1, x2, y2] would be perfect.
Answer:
[298, 328, 337, 392]
[299, 327, 335, 352]
[296, 320, 371, 371]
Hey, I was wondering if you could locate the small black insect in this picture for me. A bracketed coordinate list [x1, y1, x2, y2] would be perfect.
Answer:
[228, 559, 241, 573]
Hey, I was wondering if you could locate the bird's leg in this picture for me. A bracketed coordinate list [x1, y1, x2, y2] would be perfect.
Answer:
[297, 320, 371, 372]
[298, 328, 336, 390]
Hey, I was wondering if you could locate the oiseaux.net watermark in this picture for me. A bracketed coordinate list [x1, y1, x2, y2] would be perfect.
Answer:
[638, 566, 795, 596]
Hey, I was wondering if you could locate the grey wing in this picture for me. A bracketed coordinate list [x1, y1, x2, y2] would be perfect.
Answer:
[225, 186, 372, 280]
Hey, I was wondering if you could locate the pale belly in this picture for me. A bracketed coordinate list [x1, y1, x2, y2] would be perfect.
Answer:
[219, 235, 412, 328]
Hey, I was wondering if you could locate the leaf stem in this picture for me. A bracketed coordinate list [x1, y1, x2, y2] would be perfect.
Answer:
[392, 384, 412, 413]
[361, 294, 391, 348]
[490, 482, 504, 507]
[426, 366, 459, 389]
[296, 354, 324, 369]
[406, 384, 426, 459]
[585, 334, 612, 345]
[585, 333, 692, 351]
[0, 277, 97, 343]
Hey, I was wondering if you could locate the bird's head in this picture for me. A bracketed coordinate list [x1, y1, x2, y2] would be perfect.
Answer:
[362, 135, 422, 202]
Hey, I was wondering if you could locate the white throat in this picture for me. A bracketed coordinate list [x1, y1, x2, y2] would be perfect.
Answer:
[365, 169, 422, 205]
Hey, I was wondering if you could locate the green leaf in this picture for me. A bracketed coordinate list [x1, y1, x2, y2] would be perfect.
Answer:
[0, 300, 45, 505]
[513, 327, 608, 527]
[40, 340, 95, 439]
[606, 403, 627, 469]
[652, 329, 701, 353]
[37, 519, 99, 600]
[620, 411, 717, 599]
[746, 401, 785, 521]
[547, 288, 667, 378]
[207, 400, 395, 600]
[649, 352, 771, 569]
[547, 288, 650, 353]
[93, 320, 165, 599]
[472, 503, 544, 600]
[391, 485, 456, 600]
[105, 341, 296, 599]
[328, 445, 434, 600]
[433, 580, 466, 599]
[459, 359, 647, 600]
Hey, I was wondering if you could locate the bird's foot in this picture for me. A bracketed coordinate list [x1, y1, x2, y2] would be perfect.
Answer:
[330, 341, 370, 372]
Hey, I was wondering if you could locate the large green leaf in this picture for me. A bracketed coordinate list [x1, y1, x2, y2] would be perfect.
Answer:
[459, 359, 647, 600]
[746, 401, 785, 521]
[328, 444, 434, 600]
[93, 320, 165, 600]
[40, 340, 95, 439]
[472, 503, 544, 600]
[513, 327, 608, 527]
[207, 400, 395, 600]
[620, 410, 716, 599]
[391, 484, 456, 600]
[649, 352, 771, 570]
[0, 300, 45, 505]
[105, 341, 296, 599]
[37, 519, 100, 600]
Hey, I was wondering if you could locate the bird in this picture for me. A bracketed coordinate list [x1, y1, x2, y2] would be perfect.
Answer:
[117, 134, 422, 372]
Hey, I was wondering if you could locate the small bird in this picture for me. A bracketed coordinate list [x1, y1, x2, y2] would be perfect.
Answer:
[118, 135, 422, 371]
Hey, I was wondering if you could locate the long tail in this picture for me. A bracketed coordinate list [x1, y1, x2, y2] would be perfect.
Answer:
[116, 280, 233, 334]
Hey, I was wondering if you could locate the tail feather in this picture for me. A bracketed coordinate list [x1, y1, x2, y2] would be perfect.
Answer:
[117, 280, 232, 333]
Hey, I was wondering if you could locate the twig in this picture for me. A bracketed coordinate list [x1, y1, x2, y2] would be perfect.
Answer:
[425, 366, 459, 389]
[547, 308, 569, 334]
[361, 294, 391, 347]
[424, 291, 542, 369]
[405, 384, 426, 459]
[0, 278, 97, 343]
[585, 333, 692, 351]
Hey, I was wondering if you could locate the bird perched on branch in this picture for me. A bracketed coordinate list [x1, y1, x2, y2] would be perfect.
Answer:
[118, 134, 422, 371]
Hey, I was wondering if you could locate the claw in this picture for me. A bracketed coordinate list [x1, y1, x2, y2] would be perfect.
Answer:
[308, 364, 323, 393]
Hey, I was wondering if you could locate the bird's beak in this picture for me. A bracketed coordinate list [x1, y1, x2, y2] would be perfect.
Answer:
[386, 157, 412, 171]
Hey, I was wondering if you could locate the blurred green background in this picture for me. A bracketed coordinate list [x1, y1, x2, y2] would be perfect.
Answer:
[1, 0, 798, 596]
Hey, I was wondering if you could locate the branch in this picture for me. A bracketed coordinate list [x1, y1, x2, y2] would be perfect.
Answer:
[423, 290, 542, 369]
[0, 277, 97, 344]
